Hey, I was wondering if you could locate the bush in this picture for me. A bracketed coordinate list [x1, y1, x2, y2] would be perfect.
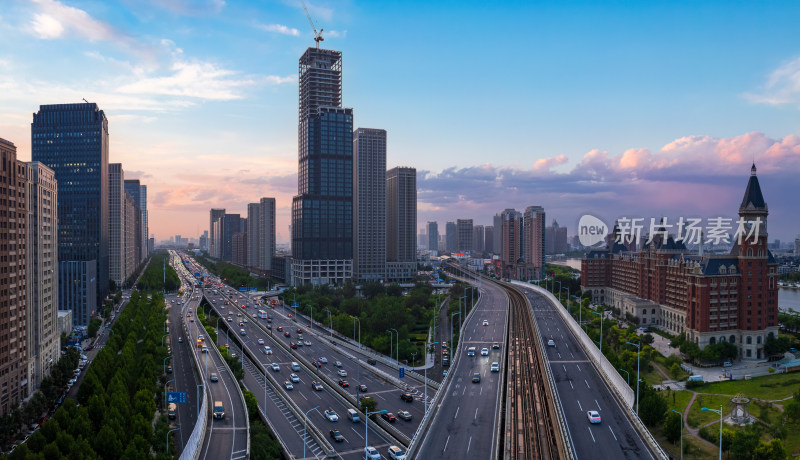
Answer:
[685, 379, 704, 389]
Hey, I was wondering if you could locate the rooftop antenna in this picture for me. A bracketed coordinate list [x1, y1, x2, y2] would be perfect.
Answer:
[301, 0, 324, 48]
[82, 98, 89, 103]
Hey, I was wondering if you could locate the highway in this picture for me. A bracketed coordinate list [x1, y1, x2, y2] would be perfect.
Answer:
[515, 282, 654, 460]
[414, 276, 509, 459]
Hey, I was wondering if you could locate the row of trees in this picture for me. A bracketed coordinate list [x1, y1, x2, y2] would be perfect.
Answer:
[194, 254, 267, 290]
[137, 251, 181, 292]
[4, 292, 172, 459]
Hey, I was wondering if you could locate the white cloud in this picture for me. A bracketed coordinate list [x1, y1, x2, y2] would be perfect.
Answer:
[31, 13, 64, 39]
[258, 23, 300, 36]
[117, 59, 256, 100]
[264, 75, 296, 85]
[29, 0, 125, 42]
[325, 30, 346, 38]
[744, 56, 800, 107]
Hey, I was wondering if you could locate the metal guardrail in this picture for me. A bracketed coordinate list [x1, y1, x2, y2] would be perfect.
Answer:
[179, 287, 208, 460]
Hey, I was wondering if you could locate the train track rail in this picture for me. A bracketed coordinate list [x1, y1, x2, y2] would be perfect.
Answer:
[502, 283, 565, 459]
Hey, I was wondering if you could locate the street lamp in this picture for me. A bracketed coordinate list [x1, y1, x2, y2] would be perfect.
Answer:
[162, 333, 168, 346]
[365, 409, 388, 456]
[164, 378, 174, 409]
[410, 352, 417, 369]
[389, 328, 399, 365]
[591, 308, 604, 356]
[303, 405, 320, 460]
[460, 295, 467, 331]
[386, 330, 393, 364]
[424, 341, 438, 417]
[450, 312, 461, 346]
[325, 309, 333, 338]
[701, 406, 723, 460]
[166, 427, 180, 453]
[619, 368, 630, 385]
[353, 317, 361, 349]
[671, 409, 683, 460]
[555, 280, 562, 303]
[216, 317, 222, 345]
[626, 341, 641, 415]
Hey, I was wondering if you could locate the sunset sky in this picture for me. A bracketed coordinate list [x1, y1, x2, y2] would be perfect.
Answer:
[1, 0, 799, 243]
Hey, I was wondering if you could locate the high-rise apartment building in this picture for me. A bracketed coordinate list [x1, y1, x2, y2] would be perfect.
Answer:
[473, 225, 485, 253]
[353, 128, 387, 282]
[493, 212, 504, 255]
[209, 209, 225, 258]
[0, 139, 29, 413]
[140, 185, 148, 260]
[123, 191, 139, 284]
[246, 198, 276, 272]
[124, 180, 145, 264]
[292, 47, 353, 285]
[457, 219, 474, 253]
[545, 219, 568, 254]
[523, 206, 546, 280]
[26, 162, 59, 391]
[108, 164, 125, 286]
[446, 222, 457, 253]
[501, 209, 523, 278]
[222, 213, 242, 262]
[484, 226, 494, 254]
[32, 103, 109, 317]
[200, 230, 209, 252]
[232, 232, 248, 266]
[386, 167, 416, 281]
[427, 221, 439, 256]
[795, 235, 800, 257]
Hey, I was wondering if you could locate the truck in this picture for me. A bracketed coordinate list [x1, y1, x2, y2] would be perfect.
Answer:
[213, 401, 225, 419]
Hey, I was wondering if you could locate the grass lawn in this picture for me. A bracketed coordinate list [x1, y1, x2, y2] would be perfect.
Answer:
[782, 421, 800, 455]
[700, 373, 800, 400]
[663, 389, 693, 415]
[686, 394, 732, 428]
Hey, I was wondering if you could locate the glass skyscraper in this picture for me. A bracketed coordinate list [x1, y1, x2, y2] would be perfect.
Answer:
[32, 103, 109, 319]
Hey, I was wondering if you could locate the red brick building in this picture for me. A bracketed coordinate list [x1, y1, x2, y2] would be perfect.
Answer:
[581, 166, 779, 360]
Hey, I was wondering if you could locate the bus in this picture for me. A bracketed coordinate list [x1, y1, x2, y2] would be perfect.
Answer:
[258, 309, 268, 319]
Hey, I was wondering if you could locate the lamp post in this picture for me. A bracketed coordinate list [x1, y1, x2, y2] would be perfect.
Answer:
[216, 317, 222, 345]
[303, 405, 320, 460]
[365, 409, 388, 455]
[163, 356, 172, 377]
[424, 341, 438, 417]
[164, 378, 174, 409]
[450, 312, 461, 345]
[389, 328, 399, 365]
[162, 333, 168, 346]
[325, 309, 333, 338]
[196, 384, 204, 416]
[556, 281, 562, 304]
[410, 352, 417, 369]
[460, 295, 467, 330]
[626, 341, 641, 415]
[701, 405, 723, 460]
[387, 330, 393, 364]
[309, 305, 313, 330]
[591, 308, 604, 356]
[353, 317, 361, 349]
[619, 368, 630, 385]
[166, 427, 180, 453]
[671, 409, 683, 460]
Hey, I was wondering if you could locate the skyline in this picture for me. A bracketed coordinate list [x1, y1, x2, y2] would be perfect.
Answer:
[2, 1, 800, 241]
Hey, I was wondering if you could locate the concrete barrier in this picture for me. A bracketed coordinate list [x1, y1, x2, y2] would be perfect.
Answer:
[179, 288, 208, 460]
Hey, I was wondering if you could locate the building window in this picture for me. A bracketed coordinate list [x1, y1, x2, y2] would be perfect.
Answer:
[729, 335, 735, 344]
[757, 336, 762, 345]
[747, 349, 752, 357]
[710, 337, 716, 345]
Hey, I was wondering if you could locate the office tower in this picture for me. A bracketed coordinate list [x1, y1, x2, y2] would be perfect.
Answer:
[501, 209, 523, 278]
[523, 206, 546, 280]
[473, 225, 485, 253]
[292, 47, 353, 286]
[0, 138, 29, 413]
[140, 185, 148, 259]
[123, 191, 139, 284]
[59, 261, 96, 328]
[418, 230, 427, 250]
[26, 162, 59, 391]
[108, 164, 125, 286]
[545, 219, 568, 254]
[222, 213, 242, 261]
[232, 232, 248, 266]
[200, 230, 209, 252]
[124, 180, 145, 263]
[247, 198, 276, 272]
[446, 222, 457, 253]
[493, 212, 504, 256]
[427, 222, 439, 256]
[209, 209, 226, 258]
[795, 235, 800, 257]
[457, 219, 473, 253]
[353, 128, 387, 282]
[484, 226, 494, 254]
[386, 167, 417, 281]
[32, 102, 109, 313]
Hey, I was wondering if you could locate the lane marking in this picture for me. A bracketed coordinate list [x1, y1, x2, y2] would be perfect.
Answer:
[588, 426, 596, 443]
[609, 426, 618, 441]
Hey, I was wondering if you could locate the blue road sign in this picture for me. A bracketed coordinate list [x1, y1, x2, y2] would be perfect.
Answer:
[239, 287, 247, 291]
[399, 367, 405, 379]
[291, 302, 299, 308]
[166, 392, 187, 404]
[249, 287, 257, 291]
[194, 272, 200, 277]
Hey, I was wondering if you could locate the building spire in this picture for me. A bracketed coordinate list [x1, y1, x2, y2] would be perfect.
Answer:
[751, 162, 757, 176]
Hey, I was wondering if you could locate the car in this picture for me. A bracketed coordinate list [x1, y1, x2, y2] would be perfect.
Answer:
[227, 317, 233, 322]
[284, 381, 294, 390]
[387, 445, 406, 460]
[492, 342, 500, 349]
[337, 369, 347, 377]
[266, 324, 272, 330]
[284, 332, 290, 338]
[199, 335, 205, 341]
[237, 313, 242, 317]
[397, 410, 412, 421]
[290, 373, 300, 383]
[481, 347, 489, 356]
[288, 313, 293, 318]
[324, 409, 339, 422]
[296, 328, 303, 334]
[483, 320, 489, 326]
[210, 373, 219, 382]
[257, 338, 264, 345]
[367, 358, 377, 365]
[381, 412, 397, 423]
[319, 357, 328, 364]
[365, 446, 381, 460]
[296, 341, 303, 347]
[359, 384, 368, 392]
[271, 363, 280, 372]
[291, 342, 298, 349]
[167, 366, 173, 374]
[338, 379, 349, 388]
[304, 340, 312, 346]
[329, 430, 344, 443]
[178, 337, 183, 343]
[335, 361, 342, 367]
[312, 381, 323, 391]
[239, 322, 244, 327]
[264, 346, 272, 355]
[442, 370, 448, 377]
[298, 334, 304, 340]
[547, 339, 555, 347]
[67, 378, 76, 386]
[491, 362, 500, 372]
[243, 318, 248, 323]
[472, 373, 481, 383]
[277, 326, 283, 332]
[587, 410, 602, 424]
[400, 393, 413, 402]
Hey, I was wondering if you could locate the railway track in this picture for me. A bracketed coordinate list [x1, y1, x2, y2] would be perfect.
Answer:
[502, 283, 565, 459]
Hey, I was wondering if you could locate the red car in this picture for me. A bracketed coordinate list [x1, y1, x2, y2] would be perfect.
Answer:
[297, 328, 303, 334]
[381, 412, 397, 423]
[338, 379, 349, 388]
[290, 342, 298, 349]
[277, 326, 284, 332]
[284, 332, 290, 338]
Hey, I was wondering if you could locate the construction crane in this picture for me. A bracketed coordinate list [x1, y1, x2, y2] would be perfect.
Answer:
[301, 0, 324, 47]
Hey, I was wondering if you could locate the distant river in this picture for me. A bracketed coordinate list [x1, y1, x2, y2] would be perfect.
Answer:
[551, 258, 800, 312]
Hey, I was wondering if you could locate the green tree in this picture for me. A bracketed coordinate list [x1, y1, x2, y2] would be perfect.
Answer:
[87, 318, 102, 338]
[359, 396, 377, 414]
[243, 390, 259, 422]
[638, 391, 667, 427]
[642, 333, 654, 345]
[663, 411, 682, 444]
[755, 439, 788, 460]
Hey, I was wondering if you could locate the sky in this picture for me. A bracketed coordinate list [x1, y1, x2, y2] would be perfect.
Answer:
[1, 0, 799, 243]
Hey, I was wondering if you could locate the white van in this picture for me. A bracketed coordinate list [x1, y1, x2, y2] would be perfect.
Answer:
[467, 347, 476, 357]
[347, 409, 360, 423]
[291, 362, 300, 371]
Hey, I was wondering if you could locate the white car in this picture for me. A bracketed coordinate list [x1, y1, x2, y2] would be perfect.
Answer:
[264, 346, 272, 355]
[257, 339, 264, 345]
[319, 357, 328, 364]
[243, 318, 248, 323]
[483, 320, 489, 326]
[387, 445, 407, 460]
[365, 446, 380, 460]
[587, 410, 602, 424]
[290, 373, 300, 383]
[547, 339, 555, 347]
[324, 409, 339, 422]
[481, 348, 489, 356]
[491, 362, 500, 372]
[335, 361, 342, 368]
[271, 363, 280, 372]
[337, 369, 347, 377]
[304, 340, 312, 346]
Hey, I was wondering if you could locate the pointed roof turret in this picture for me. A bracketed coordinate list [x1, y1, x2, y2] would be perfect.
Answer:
[740, 163, 767, 211]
